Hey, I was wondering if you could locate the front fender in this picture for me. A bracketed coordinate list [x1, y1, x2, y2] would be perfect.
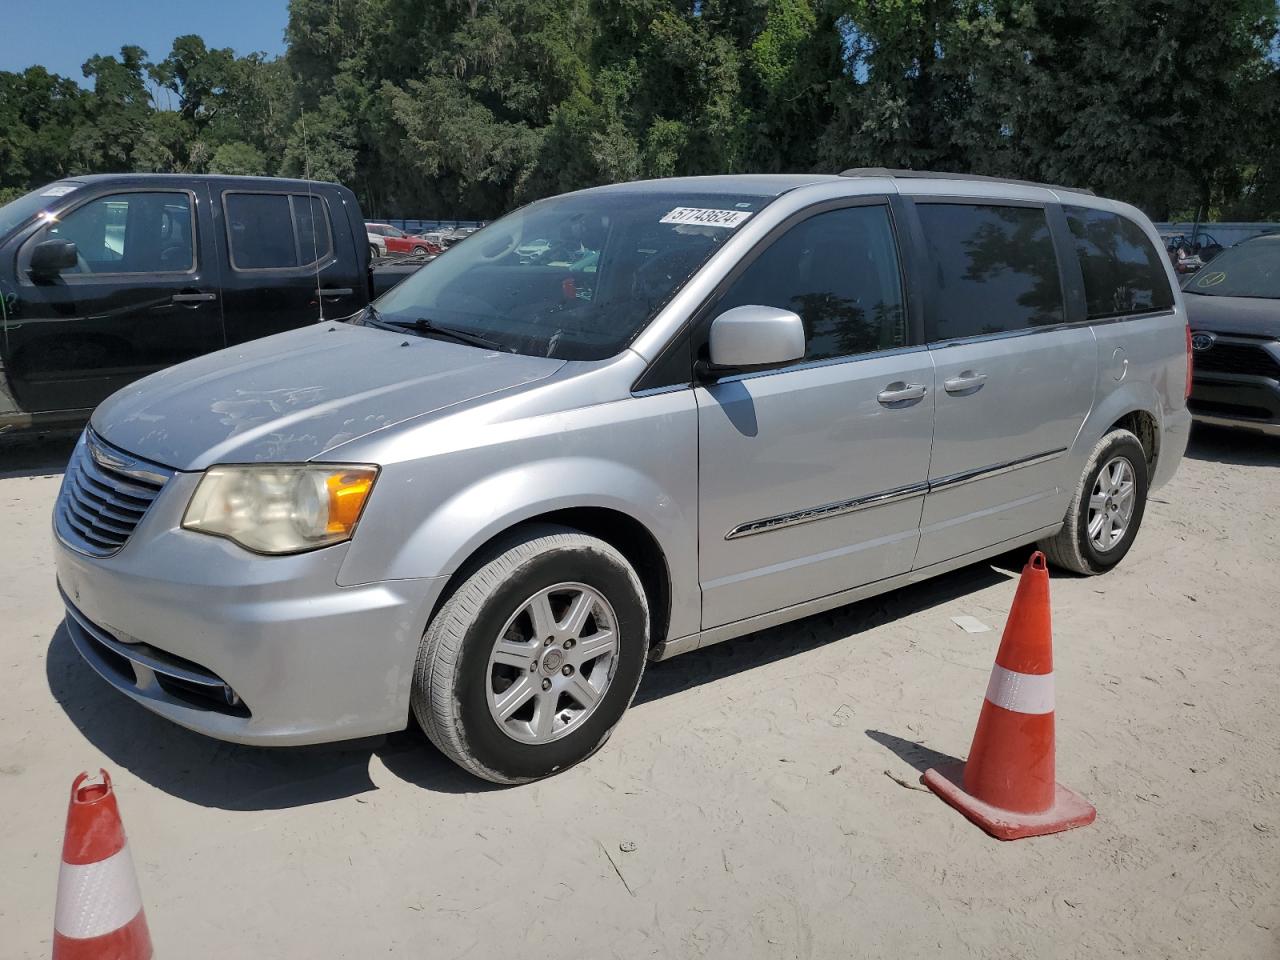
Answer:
[335, 388, 701, 639]
[354, 457, 684, 584]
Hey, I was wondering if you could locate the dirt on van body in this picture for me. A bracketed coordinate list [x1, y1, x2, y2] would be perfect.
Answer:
[1, 425, 1276, 958]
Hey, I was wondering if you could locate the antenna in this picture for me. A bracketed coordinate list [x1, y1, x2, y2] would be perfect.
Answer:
[298, 105, 325, 322]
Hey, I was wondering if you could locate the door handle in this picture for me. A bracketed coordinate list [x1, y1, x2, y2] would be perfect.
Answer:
[877, 382, 928, 405]
[171, 292, 217, 304]
[318, 287, 354, 298]
[943, 371, 988, 393]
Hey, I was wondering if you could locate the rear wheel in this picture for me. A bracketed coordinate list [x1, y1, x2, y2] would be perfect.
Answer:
[412, 525, 648, 783]
[1040, 429, 1149, 575]
[368, 243, 379, 259]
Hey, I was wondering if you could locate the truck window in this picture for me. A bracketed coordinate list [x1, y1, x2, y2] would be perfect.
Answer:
[715, 204, 906, 362]
[916, 203, 1064, 340]
[1064, 206, 1175, 318]
[224, 192, 333, 270]
[42, 191, 194, 274]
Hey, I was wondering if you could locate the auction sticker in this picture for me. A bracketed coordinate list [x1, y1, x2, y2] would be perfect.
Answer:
[40, 184, 77, 197]
[659, 207, 753, 228]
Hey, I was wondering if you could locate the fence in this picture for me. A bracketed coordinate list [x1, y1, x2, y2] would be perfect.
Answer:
[1154, 221, 1280, 247]
[372, 219, 488, 234]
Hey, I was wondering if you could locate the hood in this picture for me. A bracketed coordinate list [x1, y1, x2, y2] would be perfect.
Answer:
[1183, 292, 1280, 338]
[92, 323, 564, 470]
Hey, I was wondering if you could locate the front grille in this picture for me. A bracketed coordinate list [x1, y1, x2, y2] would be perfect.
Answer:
[1193, 341, 1280, 379]
[55, 430, 173, 557]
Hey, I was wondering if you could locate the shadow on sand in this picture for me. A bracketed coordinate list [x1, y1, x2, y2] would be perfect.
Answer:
[46, 549, 1030, 810]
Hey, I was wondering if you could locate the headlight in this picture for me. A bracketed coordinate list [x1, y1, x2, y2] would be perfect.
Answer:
[182, 464, 378, 555]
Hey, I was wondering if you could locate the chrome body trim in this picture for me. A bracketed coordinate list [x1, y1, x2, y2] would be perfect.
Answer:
[927, 447, 1068, 492]
[85, 430, 172, 486]
[725, 481, 929, 540]
[650, 523, 1064, 660]
[724, 448, 1067, 540]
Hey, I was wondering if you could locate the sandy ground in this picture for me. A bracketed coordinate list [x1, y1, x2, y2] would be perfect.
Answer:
[0, 425, 1277, 959]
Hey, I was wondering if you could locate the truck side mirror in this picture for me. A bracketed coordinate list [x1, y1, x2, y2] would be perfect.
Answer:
[704, 304, 806, 373]
[29, 239, 79, 276]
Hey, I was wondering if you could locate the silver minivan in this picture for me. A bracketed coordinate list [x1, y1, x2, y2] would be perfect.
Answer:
[53, 171, 1192, 783]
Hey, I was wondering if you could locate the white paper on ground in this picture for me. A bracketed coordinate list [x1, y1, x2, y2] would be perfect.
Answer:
[950, 615, 992, 634]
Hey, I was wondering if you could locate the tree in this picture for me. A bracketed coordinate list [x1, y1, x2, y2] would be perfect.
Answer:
[210, 140, 269, 176]
[2, 0, 1279, 220]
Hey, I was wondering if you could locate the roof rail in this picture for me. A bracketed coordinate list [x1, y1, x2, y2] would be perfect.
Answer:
[838, 167, 1094, 197]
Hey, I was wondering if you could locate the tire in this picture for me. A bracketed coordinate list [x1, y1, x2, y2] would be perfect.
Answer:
[412, 524, 649, 784]
[1039, 429, 1149, 575]
[368, 243, 379, 259]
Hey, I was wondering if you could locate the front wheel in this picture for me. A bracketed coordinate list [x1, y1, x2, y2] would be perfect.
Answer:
[412, 525, 649, 783]
[1040, 429, 1149, 575]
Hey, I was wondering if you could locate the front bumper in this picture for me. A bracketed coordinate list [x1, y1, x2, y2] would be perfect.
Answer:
[1190, 373, 1280, 436]
[53, 470, 446, 746]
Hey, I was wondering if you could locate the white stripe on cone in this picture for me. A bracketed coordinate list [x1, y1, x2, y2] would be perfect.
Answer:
[54, 843, 144, 940]
[985, 664, 1055, 715]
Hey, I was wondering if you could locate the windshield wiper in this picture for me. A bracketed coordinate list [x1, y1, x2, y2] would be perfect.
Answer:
[385, 317, 512, 352]
[360, 306, 510, 351]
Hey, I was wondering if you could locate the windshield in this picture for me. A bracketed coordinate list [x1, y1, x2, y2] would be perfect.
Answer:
[1184, 238, 1280, 299]
[371, 190, 771, 359]
[0, 181, 82, 241]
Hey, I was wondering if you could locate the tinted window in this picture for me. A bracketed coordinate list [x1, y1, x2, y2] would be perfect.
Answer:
[225, 193, 332, 270]
[1065, 206, 1174, 317]
[226, 193, 295, 268]
[43, 192, 193, 274]
[716, 205, 906, 362]
[293, 195, 333, 264]
[918, 203, 1064, 339]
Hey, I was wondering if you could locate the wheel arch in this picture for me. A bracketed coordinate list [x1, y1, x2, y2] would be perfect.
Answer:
[1076, 379, 1165, 482]
[1104, 408, 1160, 478]
[424, 507, 672, 654]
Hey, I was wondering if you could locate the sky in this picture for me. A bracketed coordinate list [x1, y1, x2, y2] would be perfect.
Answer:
[0, 0, 289, 83]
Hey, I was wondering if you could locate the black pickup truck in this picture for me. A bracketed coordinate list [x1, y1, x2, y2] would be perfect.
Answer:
[0, 174, 425, 432]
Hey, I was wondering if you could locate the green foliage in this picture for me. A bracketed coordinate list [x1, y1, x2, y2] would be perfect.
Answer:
[2, 0, 1279, 220]
[209, 140, 269, 176]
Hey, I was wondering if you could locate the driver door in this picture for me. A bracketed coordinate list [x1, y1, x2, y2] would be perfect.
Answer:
[9, 184, 225, 415]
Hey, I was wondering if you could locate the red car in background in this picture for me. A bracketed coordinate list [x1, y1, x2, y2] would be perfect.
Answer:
[366, 222, 441, 255]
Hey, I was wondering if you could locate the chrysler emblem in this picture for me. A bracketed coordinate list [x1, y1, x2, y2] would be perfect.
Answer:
[1190, 332, 1216, 352]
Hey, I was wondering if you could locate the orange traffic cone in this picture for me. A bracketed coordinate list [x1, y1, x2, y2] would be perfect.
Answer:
[923, 552, 1097, 840]
[52, 770, 153, 959]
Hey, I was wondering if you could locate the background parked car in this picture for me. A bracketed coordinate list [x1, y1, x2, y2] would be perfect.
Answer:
[1183, 233, 1280, 435]
[0, 174, 430, 432]
[366, 222, 442, 256]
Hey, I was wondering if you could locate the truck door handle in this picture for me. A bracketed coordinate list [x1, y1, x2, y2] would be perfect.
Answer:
[171, 292, 217, 304]
[877, 382, 928, 405]
[943, 371, 988, 393]
[318, 288, 354, 298]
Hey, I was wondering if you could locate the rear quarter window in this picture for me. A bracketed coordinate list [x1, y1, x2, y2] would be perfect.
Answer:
[1065, 206, 1174, 319]
[224, 192, 334, 271]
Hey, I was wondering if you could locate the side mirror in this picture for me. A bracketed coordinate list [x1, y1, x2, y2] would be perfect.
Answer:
[30, 239, 78, 276]
[705, 305, 805, 372]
